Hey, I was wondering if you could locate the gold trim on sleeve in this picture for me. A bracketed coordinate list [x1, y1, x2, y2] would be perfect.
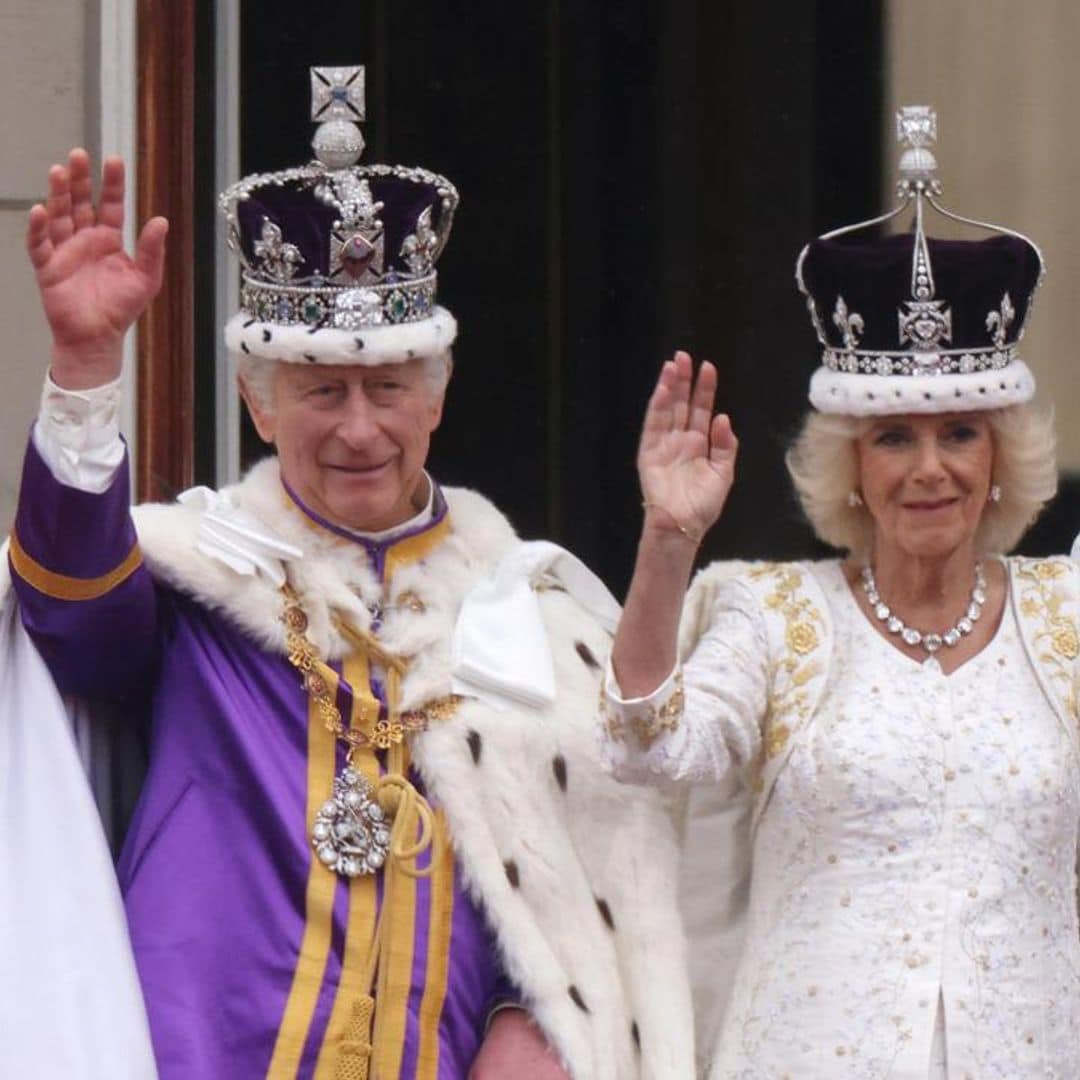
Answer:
[603, 671, 686, 748]
[9, 530, 142, 601]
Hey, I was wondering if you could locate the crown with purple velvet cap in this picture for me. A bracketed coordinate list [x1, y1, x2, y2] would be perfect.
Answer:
[795, 106, 1045, 417]
[219, 65, 459, 366]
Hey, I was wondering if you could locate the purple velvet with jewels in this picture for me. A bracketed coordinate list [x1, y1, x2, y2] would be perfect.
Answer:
[10, 438, 515, 1080]
[236, 173, 446, 281]
[801, 232, 1042, 353]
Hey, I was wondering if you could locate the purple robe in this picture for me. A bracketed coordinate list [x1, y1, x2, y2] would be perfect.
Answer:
[11, 441, 511, 1079]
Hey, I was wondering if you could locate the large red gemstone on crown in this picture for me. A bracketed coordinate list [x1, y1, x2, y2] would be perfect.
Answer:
[341, 234, 376, 279]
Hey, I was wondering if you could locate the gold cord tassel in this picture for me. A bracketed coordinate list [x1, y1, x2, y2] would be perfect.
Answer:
[334, 994, 376, 1080]
[332, 744, 440, 1077]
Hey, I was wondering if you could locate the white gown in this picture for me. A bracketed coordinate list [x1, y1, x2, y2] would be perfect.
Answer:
[604, 560, 1080, 1079]
[0, 576, 157, 1078]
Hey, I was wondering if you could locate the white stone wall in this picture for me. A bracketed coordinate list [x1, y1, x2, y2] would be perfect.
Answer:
[0, 1, 135, 531]
[887, 1, 1080, 469]
[0, 2, 89, 530]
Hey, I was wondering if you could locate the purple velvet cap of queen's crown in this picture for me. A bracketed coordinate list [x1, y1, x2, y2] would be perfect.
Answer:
[795, 105, 1045, 417]
[219, 65, 459, 367]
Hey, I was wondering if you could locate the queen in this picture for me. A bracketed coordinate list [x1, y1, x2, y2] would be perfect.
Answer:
[602, 108, 1078, 1077]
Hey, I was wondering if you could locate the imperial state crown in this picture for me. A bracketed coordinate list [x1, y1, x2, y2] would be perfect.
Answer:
[220, 65, 459, 366]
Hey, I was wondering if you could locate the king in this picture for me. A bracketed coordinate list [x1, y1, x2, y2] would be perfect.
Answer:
[8, 65, 693, 1078]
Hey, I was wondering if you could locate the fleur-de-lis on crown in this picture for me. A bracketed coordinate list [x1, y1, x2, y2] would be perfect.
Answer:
[253, 219, 303, 282]
[986, 292, 1015, 348]
[833, 294, 865, 349]
[401, 207, 440, 275]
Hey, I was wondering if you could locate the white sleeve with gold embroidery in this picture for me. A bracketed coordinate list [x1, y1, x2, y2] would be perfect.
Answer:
[599, 578, 769, 784]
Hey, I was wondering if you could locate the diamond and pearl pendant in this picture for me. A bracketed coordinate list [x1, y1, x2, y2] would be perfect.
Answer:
[311, 767, 392, 878]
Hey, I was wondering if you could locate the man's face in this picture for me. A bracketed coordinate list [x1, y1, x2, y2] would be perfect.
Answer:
[244, 359, 446, 532]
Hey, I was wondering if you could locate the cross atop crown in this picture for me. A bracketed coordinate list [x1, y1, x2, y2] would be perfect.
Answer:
[310, 66, 366, 169]
[311, 65, 365, 123]
[896, 105, 939, 189]
[896, 105, 936, 149]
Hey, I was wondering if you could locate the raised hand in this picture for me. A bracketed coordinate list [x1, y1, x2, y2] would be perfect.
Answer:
[25, 148, 168, 389]
[638, 351, 738, 543]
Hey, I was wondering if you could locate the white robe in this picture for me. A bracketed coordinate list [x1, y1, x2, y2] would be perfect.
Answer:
[0, 555, 157, 1079]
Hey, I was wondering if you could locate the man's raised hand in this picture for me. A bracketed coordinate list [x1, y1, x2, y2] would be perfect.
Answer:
[637, 350, 738, 544]
[26, 149, 168, 389]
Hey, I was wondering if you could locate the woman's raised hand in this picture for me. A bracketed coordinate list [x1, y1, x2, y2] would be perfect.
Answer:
[25, 149, 168, 389]
[638, 351, 738, 543]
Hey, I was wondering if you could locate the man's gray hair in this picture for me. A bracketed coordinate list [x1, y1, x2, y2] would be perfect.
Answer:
[235, 349, 453, 415]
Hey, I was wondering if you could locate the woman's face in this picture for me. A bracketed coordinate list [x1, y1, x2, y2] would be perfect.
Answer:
[855, 412, 994, 561]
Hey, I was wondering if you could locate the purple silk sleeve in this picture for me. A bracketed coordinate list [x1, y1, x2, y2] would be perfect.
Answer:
[10, 437, 159, 698]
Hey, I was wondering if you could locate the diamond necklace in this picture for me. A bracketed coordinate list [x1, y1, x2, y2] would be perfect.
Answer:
[860, 562, 987, 654]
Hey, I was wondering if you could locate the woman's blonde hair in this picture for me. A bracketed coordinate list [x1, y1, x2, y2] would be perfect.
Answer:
[785, 403, 1058, 557]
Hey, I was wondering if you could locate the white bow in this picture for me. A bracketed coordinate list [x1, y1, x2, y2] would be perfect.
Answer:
[451, 540, 620, 710]
[177, 486, 304, 587]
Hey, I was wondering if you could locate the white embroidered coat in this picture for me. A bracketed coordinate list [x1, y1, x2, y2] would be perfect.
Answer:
[603, 558, 1080, 1079]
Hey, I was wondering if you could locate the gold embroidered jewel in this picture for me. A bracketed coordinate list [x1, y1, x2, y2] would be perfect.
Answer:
[1015, 558, 1079, 720]
[750, 564, 825, 762]
[766, 721, 791, 758]
[1036, 561, 1066, 580]
[785, 621, 819, 655]
[1052, 626, 1079, 661]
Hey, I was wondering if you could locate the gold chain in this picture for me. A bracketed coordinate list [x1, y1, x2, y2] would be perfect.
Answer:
[280, 583, 461, 752]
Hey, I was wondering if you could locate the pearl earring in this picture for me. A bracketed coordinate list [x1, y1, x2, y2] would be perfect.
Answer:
[847, 490, 864, 509]
[988, 484, 1002, 504]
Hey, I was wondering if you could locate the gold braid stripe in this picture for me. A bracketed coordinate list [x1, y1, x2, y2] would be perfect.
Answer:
[313, 658, 379, 1080]
[266, 664, 341, 1078]
[9, 530, 142, 601]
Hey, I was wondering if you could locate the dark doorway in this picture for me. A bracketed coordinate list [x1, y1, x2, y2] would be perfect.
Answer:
[227, 1, 885, 592]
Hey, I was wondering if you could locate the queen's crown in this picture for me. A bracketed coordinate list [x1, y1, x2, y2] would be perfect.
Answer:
[796, 106, 1044, 381]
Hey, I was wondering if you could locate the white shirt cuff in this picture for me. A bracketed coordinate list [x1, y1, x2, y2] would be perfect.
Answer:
[32, 373, 125, 493]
